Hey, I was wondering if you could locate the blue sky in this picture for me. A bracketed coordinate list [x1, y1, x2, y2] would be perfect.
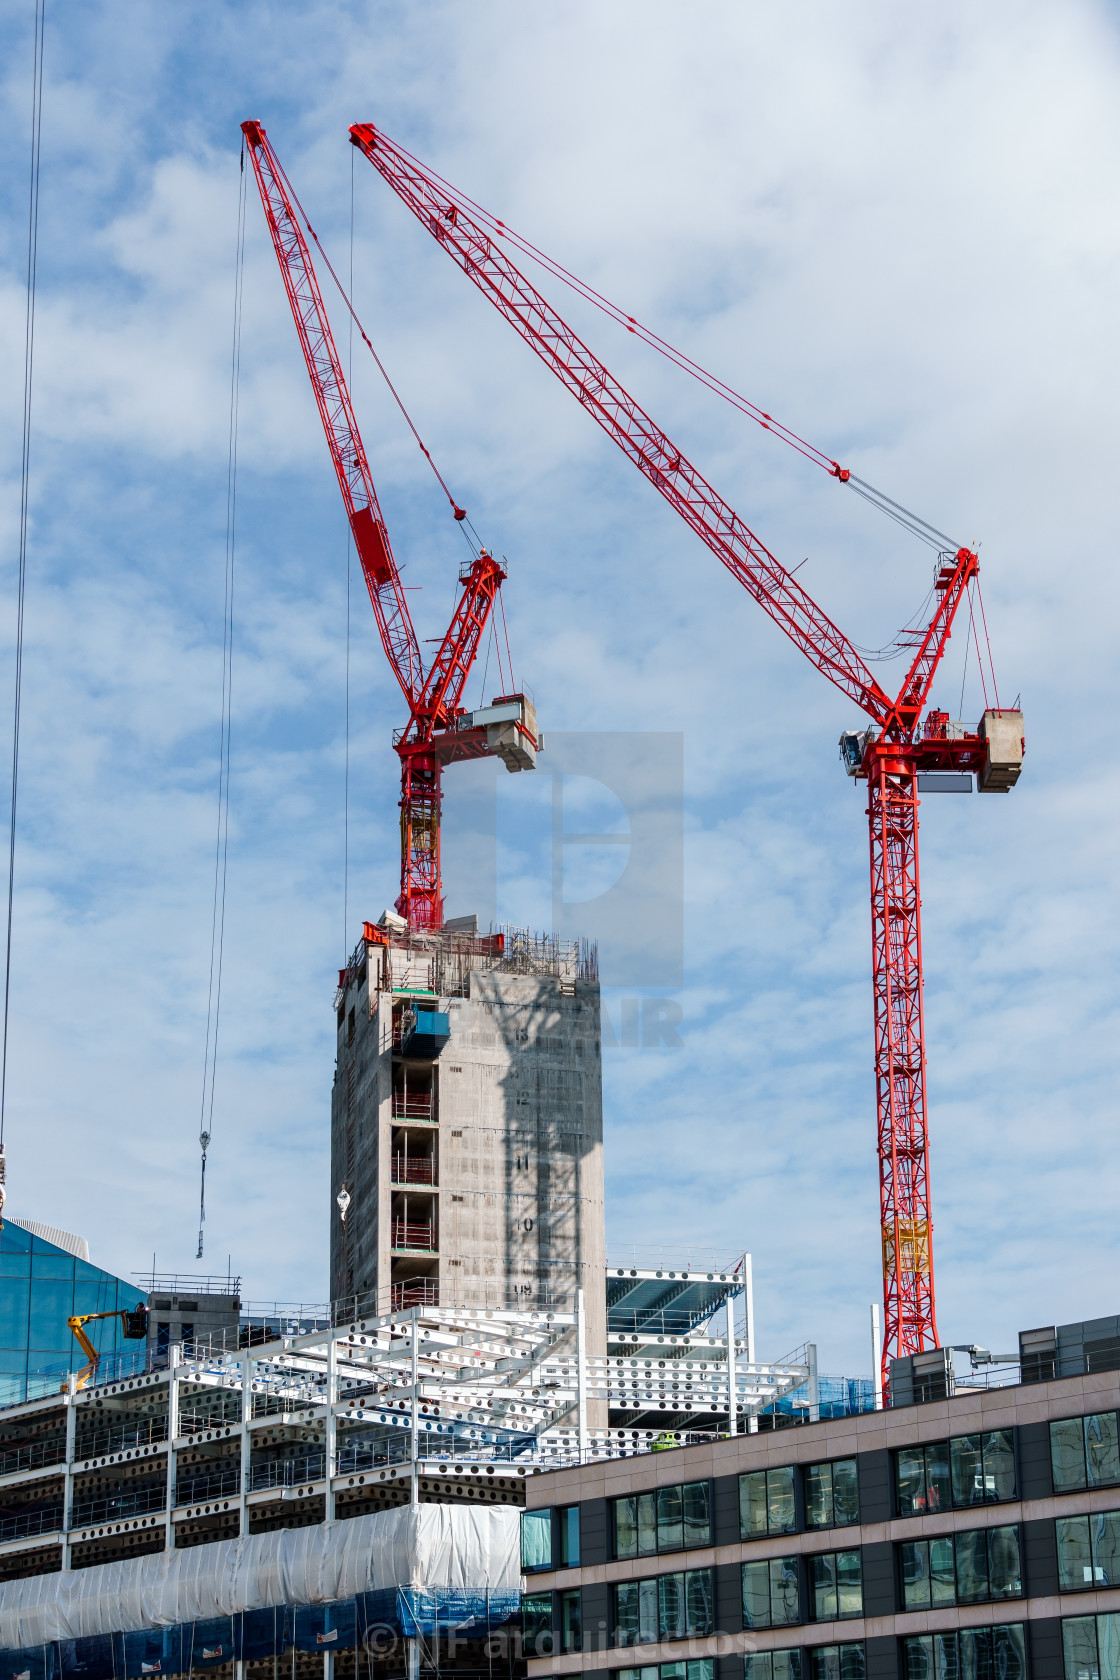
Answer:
[1, 0, 1119, 1374]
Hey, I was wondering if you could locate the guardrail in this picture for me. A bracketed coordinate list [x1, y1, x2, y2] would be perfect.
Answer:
[0, 1439, 66, 1478]
[0, 1504, 63, 1543]
[391, 1221, 437, 1252]
[69, 1486, 166, 1528]
[391, 1156, 436, 1185]
[75, 1417, 169, 1460]
[247, 1455, 326, 1491]
[175, 1467, 241, 1505]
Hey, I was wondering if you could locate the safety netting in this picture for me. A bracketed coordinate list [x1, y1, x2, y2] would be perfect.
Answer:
[0, 1507, 521, 1656]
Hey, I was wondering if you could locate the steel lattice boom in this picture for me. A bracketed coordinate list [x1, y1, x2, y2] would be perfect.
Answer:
[242, 122, 539, 929]
[349, 120, 1024, 1384]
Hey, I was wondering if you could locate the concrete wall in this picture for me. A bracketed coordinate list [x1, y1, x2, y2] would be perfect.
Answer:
[438, 970, 605, 1353]
[329, 949, 606, 1358]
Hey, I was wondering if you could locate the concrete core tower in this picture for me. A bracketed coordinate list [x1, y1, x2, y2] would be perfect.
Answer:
[330, 919, 606, 1356]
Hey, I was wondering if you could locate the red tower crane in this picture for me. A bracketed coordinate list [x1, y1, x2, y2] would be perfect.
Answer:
[241, 121, 540, 931]
[348, 120, 1025, 1384]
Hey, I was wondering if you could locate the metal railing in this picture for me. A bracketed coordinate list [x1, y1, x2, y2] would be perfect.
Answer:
[391, 1155, 436, 1185]
[391, 1221, 437, 1252]
[133, 1272, 242, 1297]
[391, 1092, 434, 1120]
[0, 1438, 66, 1478]
[69, 1485, 167, 1528]
[336, 1439, 412, 1474]
[175, 1466, 241, 1505]
[390, 1279, 439, 1311]
[247, 1454, 326, 1492]
[74, 1416, 168, 1460]
[0, 1504, 63, 1543]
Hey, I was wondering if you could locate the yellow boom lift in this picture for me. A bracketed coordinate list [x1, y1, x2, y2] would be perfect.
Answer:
[65, 1304, 149, 1390]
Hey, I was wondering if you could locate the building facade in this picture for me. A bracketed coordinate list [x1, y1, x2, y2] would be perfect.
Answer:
[0, 1218, 143, 1407]
[518, 1359, 1120, 1680]
[330, 922, 606, 1355]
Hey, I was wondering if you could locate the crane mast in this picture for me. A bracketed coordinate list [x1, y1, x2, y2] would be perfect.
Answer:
[242, 122, 540, 930]
[348, 120, 1024, 1384]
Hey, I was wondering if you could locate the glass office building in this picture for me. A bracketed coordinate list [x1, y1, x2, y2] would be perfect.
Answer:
[0, 1217, 142, 1405]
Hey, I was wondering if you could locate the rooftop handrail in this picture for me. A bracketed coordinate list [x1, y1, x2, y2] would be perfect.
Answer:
[133, 1273, 242, 1296]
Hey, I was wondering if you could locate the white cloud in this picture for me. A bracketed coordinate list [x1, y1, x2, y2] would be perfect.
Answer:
[0, 0, 1116, 1370]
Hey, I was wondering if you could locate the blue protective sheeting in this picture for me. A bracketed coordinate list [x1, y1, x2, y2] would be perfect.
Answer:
[291, 1602, 356, 1653]
[120, 1628, 180, 1679]
[2, 1646, 55, 1680]
[181, 1619, 235, 1669]
[395, 1590, 521, 1637]
[57, 1639, 113, 1680]
[238, 1607, 286, 1663]
[2, 1588, 519, 1680]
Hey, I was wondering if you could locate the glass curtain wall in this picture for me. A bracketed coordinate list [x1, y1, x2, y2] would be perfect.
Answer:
[0, 1220, 140, 1404]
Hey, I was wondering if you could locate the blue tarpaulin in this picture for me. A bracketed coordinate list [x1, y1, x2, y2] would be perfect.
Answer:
[2, 1589, 520, 1680]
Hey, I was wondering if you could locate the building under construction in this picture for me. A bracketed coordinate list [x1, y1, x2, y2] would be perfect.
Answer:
[330, 919, 606, 1358]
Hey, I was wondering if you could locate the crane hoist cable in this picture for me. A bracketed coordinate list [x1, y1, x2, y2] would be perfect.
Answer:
[0, 0, 47, 1231]
[196, 141, 246, 1260]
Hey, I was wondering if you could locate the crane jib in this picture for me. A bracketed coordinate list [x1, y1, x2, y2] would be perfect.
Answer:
[348, 116, 1024, 1380]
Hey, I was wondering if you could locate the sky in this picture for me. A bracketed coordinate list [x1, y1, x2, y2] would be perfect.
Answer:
[1, 0, 1119, 1376]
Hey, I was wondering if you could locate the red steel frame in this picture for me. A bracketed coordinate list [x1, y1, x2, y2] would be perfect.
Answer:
[242, 122, 511, 929]
[349, 120, 1008, 1378]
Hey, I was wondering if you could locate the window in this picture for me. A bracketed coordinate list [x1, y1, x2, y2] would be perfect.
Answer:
[522, 1592, 553, 1658]
[156, 1322, 170, 1360]
[744, 1654, 803, 1680]
[742, 1557, 801, 1629]
[617, 1663, 714, 1680]
[180, 1323, 195, 1353]
[560, 1589, 581, 1653]
[1057, 1512, 1120, 1590]
[522, 1509, 552, 1571]
[806, 1461, 859, 1529]
[613, 1482, 710, 1558]
[900, 1525, 1022, 1609]
[904, 1626, 1027, 1680]
[614, 1570, 713, 1645]
[1051, 1414, 1120, 1493]
[740, 1466, 797, 1537]
[1062, 1615, 1120, 1680]
[808, 1644, 865, 1680]
[808, 1551, 862, 1622]
[895, 1431, 1015, 1515]
[559, 1504, 580, 1567]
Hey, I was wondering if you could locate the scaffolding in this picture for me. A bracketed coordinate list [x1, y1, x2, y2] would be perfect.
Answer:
[336, 922, 597, 1009]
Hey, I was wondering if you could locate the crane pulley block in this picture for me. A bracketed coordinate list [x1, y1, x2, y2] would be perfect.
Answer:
[977, 709, 1025, 793]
